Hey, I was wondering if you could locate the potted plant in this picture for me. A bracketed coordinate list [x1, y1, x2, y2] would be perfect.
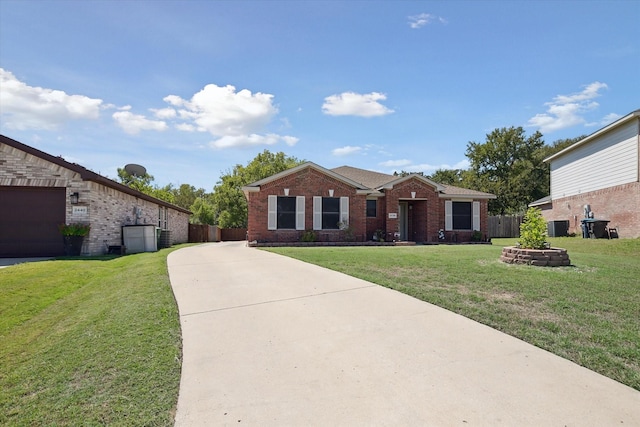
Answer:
[59, 223, 91, 256]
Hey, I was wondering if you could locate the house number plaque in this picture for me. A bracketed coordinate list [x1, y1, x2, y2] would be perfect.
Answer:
[388, 213, 398, 219]
[72, 206, 88, 216]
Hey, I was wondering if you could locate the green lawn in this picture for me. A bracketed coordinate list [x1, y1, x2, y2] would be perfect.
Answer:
[0, 248, 185, 426]
[264, 237, 640, 391]
[1, 238, 638, 426]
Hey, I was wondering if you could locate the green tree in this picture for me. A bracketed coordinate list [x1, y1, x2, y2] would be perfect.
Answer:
[428, 169, 473, 186]
[117, 168, 155, 194]
[211, 150, 303, 228]
[519, 207, 548, 249]
[190, 197, 215, 225]
[117, 169, 176, 204]
[171, 184, 207, 210]
[465, 127, 546, 215]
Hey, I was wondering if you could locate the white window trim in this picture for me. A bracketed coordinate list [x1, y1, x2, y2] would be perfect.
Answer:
[340, 196, 349, 225]
[296, 196, 305, 230]
[313, 196, 322, 230]
[268, 195, 277, 230]
[445, 200, 453, 231]
[472, 201, 480, 231]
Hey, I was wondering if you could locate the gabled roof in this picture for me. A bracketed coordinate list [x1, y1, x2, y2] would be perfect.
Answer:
[243, 162, 372, 194]
[244, 162, 496, 199]
[330, 166, 396, 189]
[0, 134, 191, 214]
[333, 165, 495, 199]
[544, 109, 640, 163]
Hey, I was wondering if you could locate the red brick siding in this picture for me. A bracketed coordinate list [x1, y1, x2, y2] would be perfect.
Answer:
[247, 168, 367, 243]
[247, 171, 492, 243]
[541, 182, 640, 238]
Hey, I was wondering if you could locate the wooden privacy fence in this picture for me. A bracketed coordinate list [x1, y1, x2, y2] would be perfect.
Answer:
[188, 225, 220, 242]
[488, 215, 523, 238]
[221, 228, 247, 241]
[188, 225, 247, 242]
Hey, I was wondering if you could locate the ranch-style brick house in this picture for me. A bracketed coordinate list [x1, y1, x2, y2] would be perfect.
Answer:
[243, 163, 496, 244]
[530, 109, 640, 238]
[0, 134, 191, 257]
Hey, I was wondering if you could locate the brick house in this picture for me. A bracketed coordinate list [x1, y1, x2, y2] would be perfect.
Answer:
[530, 109, 640, 238]
[243, 163, 495, 244]
[0, 134, 191, 257]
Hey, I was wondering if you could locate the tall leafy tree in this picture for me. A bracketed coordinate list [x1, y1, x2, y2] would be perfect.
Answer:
[190, 196, 215, 225]
[465, 127, 545, 215]
[117, 168, 176, 204]
[171, 184, 207, 210]
[428, 168, 473, 186]
[211, 150, 303, 228]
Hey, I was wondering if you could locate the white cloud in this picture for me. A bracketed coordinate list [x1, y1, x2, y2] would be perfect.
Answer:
[0, 68, 103, 130]
[166, 84, 277, 136]
[322, 92, 394, 117]
[379, 159, 412, 167]
[112, 111, 168, 135]
[162, 84, 296, 149]
[527, 82, 609, 133]
[152, 107, 177, 120]
[380, 159, 470, 174]
[587, 112, 622, 127]
[332, 146, 363, 156]
[408, 13, 448, 29]
[210, 133, 298, 149]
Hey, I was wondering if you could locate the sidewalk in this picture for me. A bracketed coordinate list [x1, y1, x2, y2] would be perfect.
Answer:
[168, 242, 640, 426]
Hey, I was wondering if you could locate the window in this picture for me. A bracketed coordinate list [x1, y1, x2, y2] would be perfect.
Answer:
[277, 197, 296, 229]
[366, 199, 377, 217]
[445, 200, 480, 231]
[452, 202, 472, 230]
[158, 206, 168, 229]
[313, 196, 349, 230]
[268, 195, 305, 230]
[322, 197, 340, 229]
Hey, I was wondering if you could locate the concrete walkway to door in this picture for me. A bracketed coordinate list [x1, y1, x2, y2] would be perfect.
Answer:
[168, 242, 640, 426]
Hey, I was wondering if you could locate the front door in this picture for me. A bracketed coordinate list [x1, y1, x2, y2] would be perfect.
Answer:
[399, 202, 409, 241]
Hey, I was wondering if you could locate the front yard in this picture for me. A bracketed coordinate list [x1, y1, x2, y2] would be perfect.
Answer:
[265, 237, 640, 391]
[0, 249, 184, 426]
[1, 237, 637, 426]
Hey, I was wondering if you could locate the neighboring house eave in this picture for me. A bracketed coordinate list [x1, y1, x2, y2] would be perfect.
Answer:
[529, 195, 552, 207]
[544, 109, 640, 163]
[0, 134, 191, 214]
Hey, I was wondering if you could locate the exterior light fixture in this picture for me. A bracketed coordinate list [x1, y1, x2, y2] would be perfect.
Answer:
[284, 188, 290, 196]
[329, 189, 334, 197]
[70, 192, 79, 204]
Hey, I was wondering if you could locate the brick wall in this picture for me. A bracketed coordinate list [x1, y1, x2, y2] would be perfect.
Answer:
[1, 141, 189, 255]
[247, 168, 367, 243]
[541, 181, 640, 238]
[247, 170, 491, 244]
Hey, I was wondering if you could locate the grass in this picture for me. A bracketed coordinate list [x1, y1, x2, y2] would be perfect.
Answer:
[0, 247, 185, 426]
[264, 237, 640, 391]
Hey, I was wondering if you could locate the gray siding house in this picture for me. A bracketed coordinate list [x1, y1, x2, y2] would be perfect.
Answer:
[532, 109, 640, 238]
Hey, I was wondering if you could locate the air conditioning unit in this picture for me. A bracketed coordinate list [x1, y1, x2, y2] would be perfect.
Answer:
[547, 220, 569, 237]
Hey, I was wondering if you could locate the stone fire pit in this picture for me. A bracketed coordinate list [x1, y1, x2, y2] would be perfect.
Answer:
[500, 246, 571, 267]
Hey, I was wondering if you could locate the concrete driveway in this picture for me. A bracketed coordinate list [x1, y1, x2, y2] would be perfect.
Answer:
[168, 242, 640, 426]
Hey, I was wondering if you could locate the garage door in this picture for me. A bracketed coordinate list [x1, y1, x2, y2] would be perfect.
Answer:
[0, 187, 66, 257]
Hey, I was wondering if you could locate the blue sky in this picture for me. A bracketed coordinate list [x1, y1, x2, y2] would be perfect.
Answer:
[1, 0, 638, 191]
